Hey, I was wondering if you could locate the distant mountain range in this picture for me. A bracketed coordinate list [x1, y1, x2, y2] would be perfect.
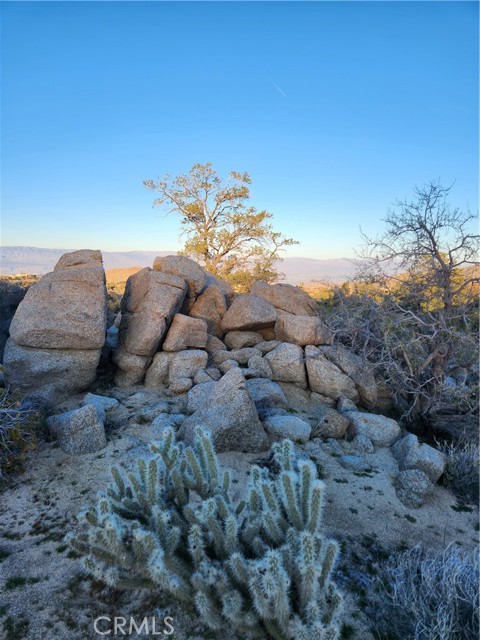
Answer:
[0, 246, 358, 285]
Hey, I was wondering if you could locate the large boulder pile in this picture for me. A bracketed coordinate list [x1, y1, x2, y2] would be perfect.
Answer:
[4, 250, 107, 403]
[3, 249, 449, 507]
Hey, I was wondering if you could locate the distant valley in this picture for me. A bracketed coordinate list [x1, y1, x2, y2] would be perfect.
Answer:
[0, 246, 358, 285]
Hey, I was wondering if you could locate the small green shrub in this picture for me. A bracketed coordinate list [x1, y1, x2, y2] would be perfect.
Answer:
[69, 428, 344, 639]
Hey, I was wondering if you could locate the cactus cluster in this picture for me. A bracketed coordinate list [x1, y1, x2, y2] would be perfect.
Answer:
[69, 427, 343, 639]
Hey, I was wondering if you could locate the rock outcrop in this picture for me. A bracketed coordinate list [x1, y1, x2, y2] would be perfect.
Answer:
[4, 250, 107, 403]
[114, 267, 187, 386]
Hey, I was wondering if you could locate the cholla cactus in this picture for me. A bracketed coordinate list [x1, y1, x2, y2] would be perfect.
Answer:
[68, 428, 343, 639]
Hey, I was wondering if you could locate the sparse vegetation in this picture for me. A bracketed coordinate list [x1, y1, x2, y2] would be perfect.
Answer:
[439, 439, 479, 504]
[372, 544, 479, 640]
[322, 182, 479, 424]
[0, 390, 43, 481]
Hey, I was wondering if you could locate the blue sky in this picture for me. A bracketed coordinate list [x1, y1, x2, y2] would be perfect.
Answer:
[1, 1, 478, 259]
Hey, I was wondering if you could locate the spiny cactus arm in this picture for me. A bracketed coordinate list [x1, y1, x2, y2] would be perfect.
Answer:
[228, 552, 250, 586]
[321, 584, 343, 628]
[222, 468, 231, 495]
[148, 550, 192, 604]
[300, 460, 316, 524]
[265, 550, 292, 625]
[280, 471, 304, 530]
[195, 426, 220, 485]
[263, 619, 289, 640]
[110, 466, 126, 499]
[224, 513, 240, 554]
[297, 532, 318, 613]
[171, 467, 189, 506]
[82, 555, 155, 589]
[319, 540, 339, 590]
[307, 480, 324, 534]
[185, 447, 209, 496]
[219, 589, 246, 624]
[188, 523, 206, 567]
[198, 498, 225, 558]
[150, 428, 181, 470]
[194, 590, 224, 631]
[272, 439, 295, 472]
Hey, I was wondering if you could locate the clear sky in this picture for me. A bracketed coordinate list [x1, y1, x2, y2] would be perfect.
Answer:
[1, 1, 478, 259]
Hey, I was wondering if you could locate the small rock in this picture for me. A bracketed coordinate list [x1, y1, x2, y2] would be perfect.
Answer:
[245, 355, 272, 379]
[47, 404, 106, 455]
[395, 469, 435, 508]
[162, 314, 208, 352]
[169, 377, 193, 394]
[224, 331, 263, 350]
[193, 369, 214, 385]
[392, 434, 446, 483]
[219, 359, 240, 374]
[255, 340, 281, 354]
[347, 412, 401, 447]
[275, 313, 333, 346]
[246, 378, 288, 420]
[82, 393, 119, 421]
[168, 350, 208, 383]
[106, 325, 119, 349]
[337, 396, 358, 413]
[204, 335, 227, 352]
[206, 366, 221, 381]
[144, 352, 172, 387]
[350, 434, 375, 454]
[264, 415, 312, 443]
[136, 401, 171, 422]
[311, 405, 349, 439]
[153, 255, 206, 298]
[305, 345, 358, 402]
[339, 455, 370, 471]
[264, 342, 307, 387]
[189, 285, 227, 337]
[151, 413, 185, 433]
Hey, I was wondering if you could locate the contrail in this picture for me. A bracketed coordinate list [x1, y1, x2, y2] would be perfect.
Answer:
[270, 79, 287, 97]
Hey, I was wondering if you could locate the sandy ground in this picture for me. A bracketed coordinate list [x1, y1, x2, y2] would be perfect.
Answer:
[0, 385, 478, 640]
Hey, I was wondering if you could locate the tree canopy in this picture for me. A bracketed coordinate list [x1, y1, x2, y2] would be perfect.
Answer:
[144, 163, 298, 291]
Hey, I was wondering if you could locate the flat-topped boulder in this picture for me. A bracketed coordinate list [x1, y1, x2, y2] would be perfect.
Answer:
[221, 294, 277, 332]
[4, 249, 108, 403]
[251, 281, 319, 317]
[9, 249, 106, 350]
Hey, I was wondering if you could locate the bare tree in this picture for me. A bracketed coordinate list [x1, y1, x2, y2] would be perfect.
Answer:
[144, 163, 298, 291]
[326, 182, 479, 422]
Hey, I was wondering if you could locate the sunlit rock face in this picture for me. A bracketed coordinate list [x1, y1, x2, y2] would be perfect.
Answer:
[4, 249, 107, 403]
